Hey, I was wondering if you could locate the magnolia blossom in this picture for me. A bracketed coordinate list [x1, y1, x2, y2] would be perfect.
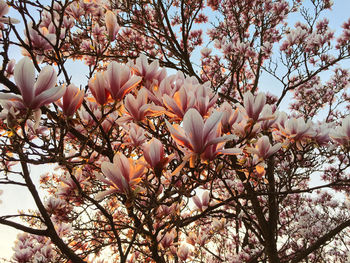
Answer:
[61, 84, 84, 116]
[0, 0, 19, 25]
[193, 82, 218, 116]
[330, 116, 350, 146]
[12, 233, 55, 263]
[260, 105, 277, 130]
[106, 61, 142, 100]
[5, 59, 15, 77]
[57, 169, 88, 198]
[148, 72, 184, 105]
[314, 123, 331, 146]
[134, 54, 166, 84]
[55, 222, 72, 238]
[26, 25, 56, 52]
[44, 196, 66, 214]
[280, 117, 316, 141]
[142, 138, 166, 169]
[25, 119, 49, 139]
[219, 102, 243, 133]
[163, 81, 216, 119]
[124, 123, 147, 147]
[247, 136, 281, 159]
[163, 86, 195, 119]
[187, 231, 208, 246]
[200, 47, 212, 57]
[12, 248, 33, 262]
[193, 191, 210, 211]
[212, 218, 226, 231]
[158, 230, 175, 249]
[166, 108, 241, 159]
[89, 72, 110, 105]
[105, 10, 119, 41]
[177, 244, 190, 261]
[243, 91, 266, 121]
[120, 88, 164, 122]
[0, 101, 19, 127]
[97, 153, 145, 198]
[0, 57, 64, 109]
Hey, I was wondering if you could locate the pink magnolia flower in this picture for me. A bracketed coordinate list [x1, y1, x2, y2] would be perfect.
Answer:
[143, 138, 165, 169]
[25, 119, 49, 139]
[247, 136, 281, 159]
[158, 231, 175, 249]
[314, 124, 331, 146]
[193, 82, 218, 117]
[219, 102, 243, 133]
[106, 61, 142, 100]
[163, 80, 217, 119]
[0, 101, 18, 126]
[57, 169, 88, 198]
[78, 100, 102, 126]
[212, 218, 226, 231]
[26, 25, 56, 52]
[163, 86, 195, 119]
[61, 84, 84, 116]
[243, 91, 266, 121]
[12, 248, 33, 262]
[260, 105, 277, 130]
[97, 153, 145, 198]
[92, 23, 105, 41]
[0, 57, 64, 109]
[177, 244, 190, 261]
[66, 1, 84, 19]
[124, 123, 147, 147]
[119, 88, 164, 122]
[101, 111, 118, 133]
[148, 72, 184, 105]
[330, 116, 350, 146]
[5, 59, 15, 77]
[157, 203, 182, 217]
[45, 196, 66, 214]
[105, 10, 119, 41]
[0, 0, 19, 25]
[0, 0, 9, 19]
[55, 221, 72, 238]
[89, 72, 110, 105]
[193, 191, 210, 211]
[200, 47, 212, 57]
[280, 117, 316, 141]
[165, 108, 241, 159]
[133, 54, 166, 84]
[187, 231, 208, 246]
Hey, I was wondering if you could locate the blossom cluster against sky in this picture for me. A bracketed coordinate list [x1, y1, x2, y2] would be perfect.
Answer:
[1, 0, 350, 260]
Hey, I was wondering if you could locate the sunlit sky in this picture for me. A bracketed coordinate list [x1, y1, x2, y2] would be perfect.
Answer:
[1, 0, 350, 260]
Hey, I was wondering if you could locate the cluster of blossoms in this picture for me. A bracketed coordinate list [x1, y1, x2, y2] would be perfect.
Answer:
[12, 233, 56, 262]
[0, 0, 349, 262]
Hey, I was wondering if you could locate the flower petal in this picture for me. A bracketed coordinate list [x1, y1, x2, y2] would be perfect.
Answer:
[112, 153, 131, 182]
[32, 85, 65, 109]
[183, 108, 204, 153]
[14, 57, 35, 107]
[95, 188, 118, 200]
[203, 110, 222, 143]
[165, 119, 192, 150]
[34, 65, 57, 95]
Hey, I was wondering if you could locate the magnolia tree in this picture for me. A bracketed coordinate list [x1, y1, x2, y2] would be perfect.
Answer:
[0, 0, 350, 262]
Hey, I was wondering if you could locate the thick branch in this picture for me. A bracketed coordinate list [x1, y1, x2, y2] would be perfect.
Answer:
[0, 218, 48, 236]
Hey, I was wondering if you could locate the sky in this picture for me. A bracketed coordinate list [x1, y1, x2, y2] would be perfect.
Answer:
[1, 0, 350, 261]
